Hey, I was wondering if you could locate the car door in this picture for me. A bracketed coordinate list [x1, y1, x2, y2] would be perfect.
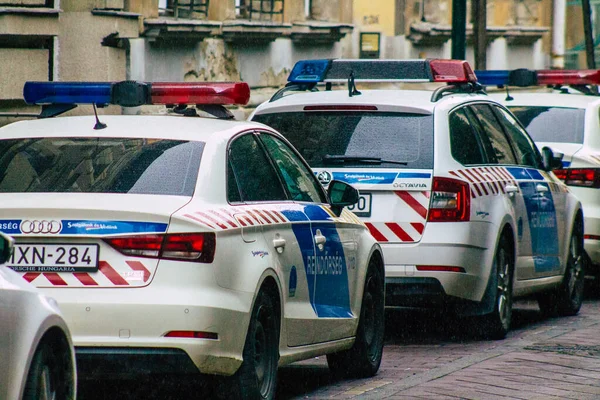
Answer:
[257, 132, 359, 344]
[467, 103, 539, 280]
[492, 105, 562, 277]
[227, 132, 317, 346]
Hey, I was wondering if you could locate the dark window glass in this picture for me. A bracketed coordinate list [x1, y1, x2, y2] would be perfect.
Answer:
[259, 133, 326, 203]
[449, 108, 486, 165]
[252, 112, 434, 169]
[507, 106, 585, 144]
[493, 106, 542, 168]
[0, 137, 203, 195]
[227, 159, 242, 203]
[228, 134, 286, 202]
[469, 104, 517, 165]
[464, 107, 498, 163]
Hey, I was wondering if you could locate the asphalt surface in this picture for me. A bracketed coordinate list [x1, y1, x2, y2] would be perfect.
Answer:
[78, 286, 600, 399]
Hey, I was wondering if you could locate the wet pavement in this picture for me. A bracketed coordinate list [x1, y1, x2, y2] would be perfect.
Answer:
[78, 289, 600, 399]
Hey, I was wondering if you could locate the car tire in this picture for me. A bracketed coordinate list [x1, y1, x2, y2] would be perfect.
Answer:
[327, 257, 385, 379]
[217, 290, 279, 400]
[23, 340, 72, 400]
[538, 216, 585, 317]
[480, 236, 514, 340]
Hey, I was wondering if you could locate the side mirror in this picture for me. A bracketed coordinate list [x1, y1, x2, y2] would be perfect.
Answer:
[327, 180, 359, 217]
[541, 146, 564, 171]
[0, 232, 14, 265]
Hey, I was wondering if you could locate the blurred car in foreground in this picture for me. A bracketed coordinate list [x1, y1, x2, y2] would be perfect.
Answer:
[481, 69, 600, 284]
[0, 231, 76, 399]
[0, 80, 384, 399]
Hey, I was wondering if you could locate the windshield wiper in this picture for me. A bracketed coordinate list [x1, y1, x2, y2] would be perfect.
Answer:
[322, 154, 407, 166]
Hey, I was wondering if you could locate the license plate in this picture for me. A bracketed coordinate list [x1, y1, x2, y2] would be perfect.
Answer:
[347, 193, 372, 217]
[7, 244, 99, 273]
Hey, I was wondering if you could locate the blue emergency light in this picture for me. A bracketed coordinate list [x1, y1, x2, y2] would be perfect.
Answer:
[24, 82, 113, 105]
[287, 59, 477, 84]
[288, 59, 331, 84]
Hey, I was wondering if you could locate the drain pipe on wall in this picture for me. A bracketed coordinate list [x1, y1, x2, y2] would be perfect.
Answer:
[552, 0, 566, 69]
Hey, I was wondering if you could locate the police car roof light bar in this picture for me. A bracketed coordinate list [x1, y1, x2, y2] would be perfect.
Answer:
[287, 59, 478, 84]
[475, 69, 600, 87]
[23, 81, 251, 107]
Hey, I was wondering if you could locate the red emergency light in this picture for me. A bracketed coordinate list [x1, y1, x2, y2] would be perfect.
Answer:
[151, 82, 250, 105]
[429, 59, 478, 84]
[535, 69, 600, 86]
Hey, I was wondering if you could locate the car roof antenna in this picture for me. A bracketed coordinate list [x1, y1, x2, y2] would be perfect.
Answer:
[348, 71, 361, 97]
[504, 85, 513, 101]
[93, 103, 107, 130]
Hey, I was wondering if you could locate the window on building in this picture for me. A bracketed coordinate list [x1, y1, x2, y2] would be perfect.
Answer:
[164, 0, 210, 19]
[513, 0, 540, 25]
[236, 0, 285, 22]
[360, 33, 381, 59]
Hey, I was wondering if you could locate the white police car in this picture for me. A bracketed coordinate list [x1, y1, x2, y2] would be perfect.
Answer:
[479, 69, 600, 285]
[0, 81, 385, 399]
[250, 59, 585, 339]
[0, 231, 76, 400]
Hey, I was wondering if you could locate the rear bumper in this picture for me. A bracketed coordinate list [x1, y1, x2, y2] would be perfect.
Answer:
[76, 347, 200, 379]
[40, 262, 253, 376]
[569, 185, 600, 268]
[385, 277, 447, 307]
[381, 221, 496, 305]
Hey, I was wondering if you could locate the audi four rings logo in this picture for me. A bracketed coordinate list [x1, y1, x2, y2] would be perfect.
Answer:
[20, 220, 62, 234]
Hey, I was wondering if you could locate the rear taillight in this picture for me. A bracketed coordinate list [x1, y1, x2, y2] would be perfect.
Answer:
[416, 265, 466, 273]
[164, 330, 218, 340]
[427, 177, 470, 222]
[553, 168, 600, 188]
[104, 233, 215, 263]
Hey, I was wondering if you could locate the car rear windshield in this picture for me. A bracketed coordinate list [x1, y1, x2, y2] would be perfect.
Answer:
[507, 106, 585, 144]
[252, 112, 434, 169]
[0, 137, 204, 195]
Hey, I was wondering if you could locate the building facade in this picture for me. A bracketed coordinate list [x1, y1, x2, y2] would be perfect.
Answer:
[565, 0, 600, 68]
[2, 0, 600, 126]
[351, 0, 552, 70]
[0, 0, 353, 125]
[0, 0, 143, 125]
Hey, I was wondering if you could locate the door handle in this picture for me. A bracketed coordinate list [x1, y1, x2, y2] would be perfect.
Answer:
[314, 231, 326, 246]
[505, 184, 518, 193]
[536, 184, 549, 192]
[272, 238, 286, 253]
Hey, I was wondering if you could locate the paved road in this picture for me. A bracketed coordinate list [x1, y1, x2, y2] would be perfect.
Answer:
[78, 290, 600, 399]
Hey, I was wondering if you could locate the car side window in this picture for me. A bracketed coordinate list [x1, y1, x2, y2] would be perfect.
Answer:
[228, 133, 287, 202]
[258, 133, 327, 203]
[468, 104, 517, 165]
[492, 106, 542, 169]
[449, 108, 487, 165]
[227, 158, 242, 203]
